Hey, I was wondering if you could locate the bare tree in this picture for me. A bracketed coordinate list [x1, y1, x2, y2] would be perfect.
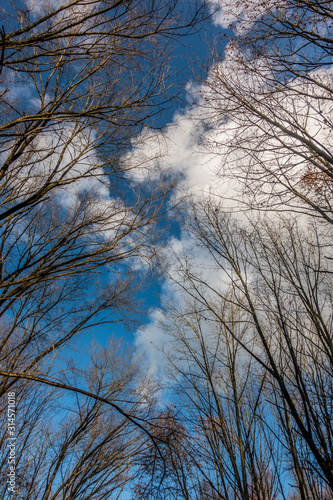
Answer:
[138, 299, 282, 500]
[198, 0, 333, 223]
[0, 337, 158, 500]
[131, 3, 333, 498]
[164, 201, 333, 497]
[0, 0, 210, 497]
[0, 0, 208, 395]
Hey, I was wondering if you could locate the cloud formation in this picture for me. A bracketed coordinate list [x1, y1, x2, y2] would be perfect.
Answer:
[208, 0, 278, 33]
[129, 2, 333, 373]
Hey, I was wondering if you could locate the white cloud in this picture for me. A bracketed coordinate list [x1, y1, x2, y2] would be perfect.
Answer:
[208, 0, 278, 33]
[26, 0, 95, 17]
[129, 29, 333, 376]
[7, 123, 106, 203]
[134, 231, 231, 370]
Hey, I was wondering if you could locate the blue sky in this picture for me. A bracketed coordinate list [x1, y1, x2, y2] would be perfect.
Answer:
[78, 14, 227, 353]
[3, 1, 333, 498]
